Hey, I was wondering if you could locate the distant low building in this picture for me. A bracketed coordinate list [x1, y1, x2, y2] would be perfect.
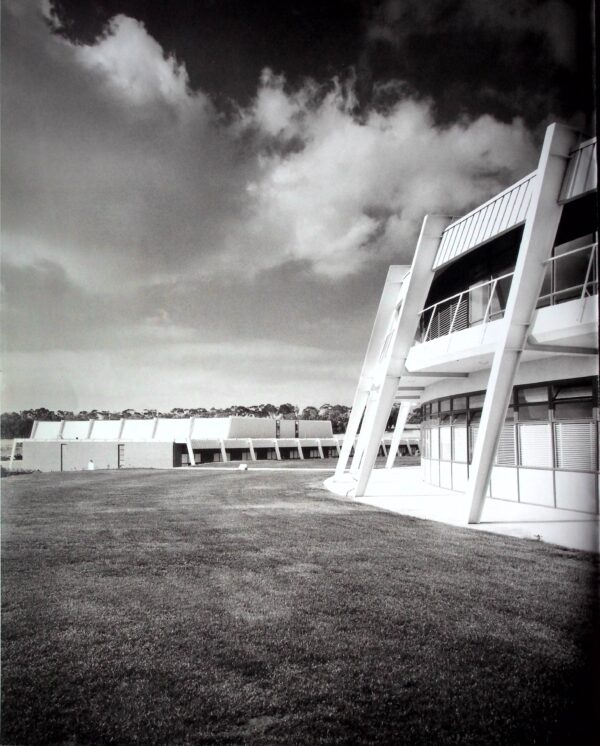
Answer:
[9, 415, 421, 472]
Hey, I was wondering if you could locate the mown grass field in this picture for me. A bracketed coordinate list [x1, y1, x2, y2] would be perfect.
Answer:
[2, 468, 598, 745]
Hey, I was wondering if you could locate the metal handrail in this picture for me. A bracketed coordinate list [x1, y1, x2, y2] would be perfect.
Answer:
[537, 241, 598, 306]
[418, 271, 514, 343]
[420, 271, 515, 316]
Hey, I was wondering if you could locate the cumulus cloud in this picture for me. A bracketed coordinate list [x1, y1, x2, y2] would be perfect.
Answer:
[2, 2, 542, 409]
[238, 87, 536, 274]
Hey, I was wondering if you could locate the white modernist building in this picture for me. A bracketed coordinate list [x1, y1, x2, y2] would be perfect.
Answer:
[326, 123, 598, 522]
[10, 416, 420, 472]
[11, 416, 342, 471]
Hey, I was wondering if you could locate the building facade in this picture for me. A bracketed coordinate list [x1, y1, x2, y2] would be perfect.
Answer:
[327, 123, 598, 521]
[11, 416, 342, 471]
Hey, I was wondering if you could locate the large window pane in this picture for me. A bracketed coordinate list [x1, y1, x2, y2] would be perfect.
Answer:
[555, 422, 596, 470]
[453, 427, 467, 462]
[518, 423, 552, 468]
[495, 425, 516, 466]
[517, 404, 549, 422]
[554, 401, 594, 420]
[440, 427, 451, 460]
[517, 386, 548, 404]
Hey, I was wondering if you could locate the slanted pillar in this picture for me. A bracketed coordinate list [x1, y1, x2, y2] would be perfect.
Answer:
[385, 401, 412, 468]
[353, 215, 452, 497]
[273, 439, 281, 460]
[186, 439, 195, 466]
[296, 439, 305, 460]
[317, 439, 324, 459]
[220, 440, 228, 463]
[9, 440, 18, 470]
[247, 439, 256, 461]
[467, 123, 577, 523]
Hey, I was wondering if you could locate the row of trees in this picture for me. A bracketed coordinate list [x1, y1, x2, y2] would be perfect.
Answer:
[1, 402, 421, 439]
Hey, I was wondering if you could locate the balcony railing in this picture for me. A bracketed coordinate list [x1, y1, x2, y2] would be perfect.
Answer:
[537, 241, 598, 307]
[417, 241, 598, 344]
[417, 272, 513, 343]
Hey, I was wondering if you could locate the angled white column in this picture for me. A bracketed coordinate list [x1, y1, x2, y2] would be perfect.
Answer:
[467, 123, 577, 524]
[247, 439, 256, 461]
[186, 439, 196, 466]
[9, 440, 18, 470]
[296, 440, 305, 459]
[317, 439, 324, 459]
[354, 215, 452, 497]
[335, 266, 411, 478]
[385, 401, 413, 468]
[220, 440, 228, 462]
[273, 439, 281, 460]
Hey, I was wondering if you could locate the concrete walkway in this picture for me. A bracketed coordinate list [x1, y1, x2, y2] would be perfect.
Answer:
[324, 466, 599, 553]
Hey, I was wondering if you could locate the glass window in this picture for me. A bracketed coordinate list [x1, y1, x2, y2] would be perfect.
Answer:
[469, 393, 486, 408]
[440, 414, 452, 425]
[517, 404, 549, 422]
[453, 396, 467, 411]
[453, 427, 468, 462]
[431, 401, 439, 415]
[431, 429, 439, 459]
[517, 386, 548, 404]
[469, 410, 482, 425]
[554, 401, 594, 420]
[553, 383, 593, 400]
[518, 423, 553, 467]
[440, 398, 451, 412]
[452, 412, 467, 425]
[440, 427, 452, 460]
[505, 406, 515, 422]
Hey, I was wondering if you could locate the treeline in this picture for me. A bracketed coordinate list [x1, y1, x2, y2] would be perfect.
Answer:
[1, 402, 421, 439]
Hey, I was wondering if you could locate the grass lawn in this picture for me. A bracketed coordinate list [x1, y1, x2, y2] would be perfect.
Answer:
[2, 469, 598, 745]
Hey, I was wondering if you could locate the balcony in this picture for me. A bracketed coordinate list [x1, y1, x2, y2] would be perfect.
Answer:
[407, 242, 598, 375]
[418, 240, 597, 345]
[417, 272, 514, 344]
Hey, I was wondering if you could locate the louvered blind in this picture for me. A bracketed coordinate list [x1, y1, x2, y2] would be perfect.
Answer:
[518, 424, 552, 468]
[469, 425, 478, 463]
[554, 422, 596, 471]
[495, 425, 516, 466]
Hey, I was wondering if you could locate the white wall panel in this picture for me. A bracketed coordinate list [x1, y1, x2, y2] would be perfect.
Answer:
[440, 461, 452, 489]
[490, 467, 519, 502]
[452, 463, 468, 491]
[518, 469, 554, 507]
[555, 471, 597, 513]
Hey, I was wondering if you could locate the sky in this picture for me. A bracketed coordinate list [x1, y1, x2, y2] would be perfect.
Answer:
[1, 0, 595, 413]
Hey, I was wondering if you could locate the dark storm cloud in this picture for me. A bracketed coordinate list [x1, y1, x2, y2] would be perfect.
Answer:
[364, 0, 594, 128]
[47, 0, 593, 128]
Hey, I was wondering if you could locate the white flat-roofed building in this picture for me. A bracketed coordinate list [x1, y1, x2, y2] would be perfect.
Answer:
[11, 416, 346, 471]
[326, 123, 598, 529]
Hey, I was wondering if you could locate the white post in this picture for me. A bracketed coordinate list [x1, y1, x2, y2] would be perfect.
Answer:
[220, 440, 228, 463]
[317, 439, 324, 459]
[273, 439, 281, 461]
[186, 439, 195, 466]
[385, 401, 412, 468]
[296, 439, 305, 460]
[353, 215, 452, 497]
[247, 439, 256, 461]
[9, 440, 18, 470]
[467, 123, 576, 524]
